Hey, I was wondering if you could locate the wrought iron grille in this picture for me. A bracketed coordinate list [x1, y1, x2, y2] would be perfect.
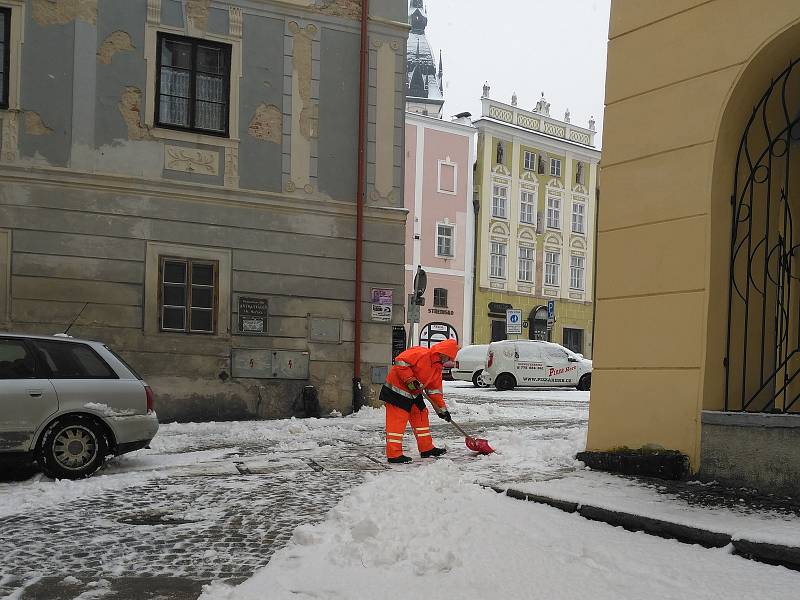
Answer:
[725, 58, 800, 413]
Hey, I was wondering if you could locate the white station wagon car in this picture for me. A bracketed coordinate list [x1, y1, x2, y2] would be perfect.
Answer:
[452, 344, 490, 387]
[0, 333, 159, 479]
[481, 340, 592, 391]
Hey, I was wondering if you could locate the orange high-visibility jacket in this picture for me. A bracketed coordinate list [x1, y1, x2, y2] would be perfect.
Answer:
[381, 339, 459, 412]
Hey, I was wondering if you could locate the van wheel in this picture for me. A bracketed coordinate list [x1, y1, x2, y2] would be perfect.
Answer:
[577, 374, 592, 391]
[472, 370, 484, 388]
[495, 373, 516, 391]
[37, 415, 108, 480]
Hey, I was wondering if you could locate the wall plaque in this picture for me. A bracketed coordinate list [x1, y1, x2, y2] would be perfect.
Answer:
[238, 296, 269, 334]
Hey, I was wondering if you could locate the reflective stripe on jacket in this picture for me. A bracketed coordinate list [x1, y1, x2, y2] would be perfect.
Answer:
[382, 340, 458, 412]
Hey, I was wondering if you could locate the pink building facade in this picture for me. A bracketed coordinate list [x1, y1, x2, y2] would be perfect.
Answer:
[404, 112, 476, 348]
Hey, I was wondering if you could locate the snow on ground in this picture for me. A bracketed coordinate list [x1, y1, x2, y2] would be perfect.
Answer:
[515, 470, 800, 548]
[199, 461, 800, 600]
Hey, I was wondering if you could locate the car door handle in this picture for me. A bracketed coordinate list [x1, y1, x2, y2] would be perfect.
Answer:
[27, 389, 43, 397]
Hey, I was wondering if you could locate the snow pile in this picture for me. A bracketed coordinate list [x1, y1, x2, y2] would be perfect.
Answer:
[199, 462, 800, 600]
[83, 402, 136, 417]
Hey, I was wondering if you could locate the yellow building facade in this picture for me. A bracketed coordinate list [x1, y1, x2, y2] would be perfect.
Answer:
[473, 93, 600, 356]
[587, 1, 800, 494]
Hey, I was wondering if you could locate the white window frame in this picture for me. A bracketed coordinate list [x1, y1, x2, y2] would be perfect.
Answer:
[492, 183, 508, 219]
[436, 223, 455, 258]
[571, 200, 586, 234]
[545, 250, 560, 287]
[490, 240, 507, 279]
[523, 150, 536, 171]
[437, 158, 458, 195]
[518, 245, 534, 283]
[550, 158, 562, 177]
[546, 194, 561, 229]
[570, 255, 585, 291]
[520, 189, 536, 225]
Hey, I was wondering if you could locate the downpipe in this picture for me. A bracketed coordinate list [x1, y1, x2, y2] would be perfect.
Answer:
[352, 0, 369, 413]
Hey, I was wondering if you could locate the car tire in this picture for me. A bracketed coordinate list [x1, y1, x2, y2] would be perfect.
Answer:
[472, 370, 484, 388]
[577, 374, 592, 391]
[495, 373, 516, 391]
[37, 415, 109, 480]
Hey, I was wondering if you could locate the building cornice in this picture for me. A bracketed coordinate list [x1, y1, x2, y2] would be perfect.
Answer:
[480, 96, 597, 148]
[0, 165, 409, 224]
[405, 111, 476, 136]
[232, 1, 410, 33]
[473, 118, 602, 161]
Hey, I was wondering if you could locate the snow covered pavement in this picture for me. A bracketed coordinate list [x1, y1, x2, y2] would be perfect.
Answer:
[3, 382, 799, 599]
[0, 382, 586, 599]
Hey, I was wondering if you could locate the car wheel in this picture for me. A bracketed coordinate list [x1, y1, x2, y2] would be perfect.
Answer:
[495, 373, 516, 391]
[472, 370, 484, 388]
[37, 415, 108, 480]
[577, 374, 592, 391]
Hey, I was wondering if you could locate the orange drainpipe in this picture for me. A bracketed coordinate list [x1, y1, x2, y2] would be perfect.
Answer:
[353, 0, 369, 412]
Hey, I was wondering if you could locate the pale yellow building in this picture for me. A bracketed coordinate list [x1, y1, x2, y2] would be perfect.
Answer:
[585, 1, 800, 495]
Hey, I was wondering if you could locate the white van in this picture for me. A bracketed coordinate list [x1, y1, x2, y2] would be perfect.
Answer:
[481, 340, 592, 391]
[452, 344, 489, 387]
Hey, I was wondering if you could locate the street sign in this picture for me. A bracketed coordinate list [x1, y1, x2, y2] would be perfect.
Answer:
[506, 309, 522, 334]
[547, 300, 555, 330]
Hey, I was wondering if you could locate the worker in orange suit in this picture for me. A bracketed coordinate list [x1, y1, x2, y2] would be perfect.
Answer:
[379, 339, 459, 463]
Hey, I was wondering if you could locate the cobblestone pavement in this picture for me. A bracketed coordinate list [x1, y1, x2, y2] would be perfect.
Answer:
[0, 386, 589, 599]
[0, 460, 368, 599]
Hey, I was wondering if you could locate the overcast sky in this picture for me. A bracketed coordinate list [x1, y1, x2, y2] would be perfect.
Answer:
[421, 0, 612, 145]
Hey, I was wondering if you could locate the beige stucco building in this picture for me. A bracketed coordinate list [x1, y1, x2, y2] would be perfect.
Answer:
[585, 1, 800, 494]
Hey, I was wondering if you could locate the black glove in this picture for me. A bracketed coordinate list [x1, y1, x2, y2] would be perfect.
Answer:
[437, 410, 452, 422]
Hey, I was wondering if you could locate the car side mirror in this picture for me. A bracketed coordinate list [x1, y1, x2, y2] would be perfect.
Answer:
[568, 356, 578, 362]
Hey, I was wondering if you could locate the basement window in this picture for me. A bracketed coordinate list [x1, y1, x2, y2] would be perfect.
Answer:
[159, 257, 219, 334]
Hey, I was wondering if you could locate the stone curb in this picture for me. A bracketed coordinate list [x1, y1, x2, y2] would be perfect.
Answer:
[491, 485, 800, 572]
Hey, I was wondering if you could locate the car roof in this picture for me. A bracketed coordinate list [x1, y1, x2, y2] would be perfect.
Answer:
[0, 332, 99, 344]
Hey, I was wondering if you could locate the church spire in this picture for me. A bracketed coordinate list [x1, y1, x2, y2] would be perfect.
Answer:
[406, 0, 444, 117]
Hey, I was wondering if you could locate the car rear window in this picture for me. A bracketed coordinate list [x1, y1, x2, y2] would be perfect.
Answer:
[34, 340, 117, 379]
[104, 346, 143, 380]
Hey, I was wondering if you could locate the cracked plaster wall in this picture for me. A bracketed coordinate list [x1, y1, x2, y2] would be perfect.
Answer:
[97, 31, 135, 64]
[31, 0, 98, 26]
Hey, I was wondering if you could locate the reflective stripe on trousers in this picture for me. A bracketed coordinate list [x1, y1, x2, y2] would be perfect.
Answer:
[385, 403, 435, 458]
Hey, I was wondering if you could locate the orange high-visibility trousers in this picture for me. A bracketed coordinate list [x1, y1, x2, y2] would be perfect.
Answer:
[385, 403, 435, 458]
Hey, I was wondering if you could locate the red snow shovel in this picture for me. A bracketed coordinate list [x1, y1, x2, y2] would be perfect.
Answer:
[423, 391, 495, 454]
[448, 418, 495, 455]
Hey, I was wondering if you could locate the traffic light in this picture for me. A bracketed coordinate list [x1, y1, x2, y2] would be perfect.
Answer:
[413, 267, 427, 306]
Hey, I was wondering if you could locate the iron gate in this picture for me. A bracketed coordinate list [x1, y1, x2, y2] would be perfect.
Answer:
[725, 58, 800, 412]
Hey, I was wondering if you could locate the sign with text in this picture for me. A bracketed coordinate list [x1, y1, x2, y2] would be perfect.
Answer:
[371, 288, 393, 322]
[506, 309, 522, 334]
[239, 296, 268, 334]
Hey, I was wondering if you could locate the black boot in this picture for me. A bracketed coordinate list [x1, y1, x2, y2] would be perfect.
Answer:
[420, 447, 447, 458]
[388, 455, 412, 464]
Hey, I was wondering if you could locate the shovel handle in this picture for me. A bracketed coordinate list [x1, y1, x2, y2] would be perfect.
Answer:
[447, 418, 471, 439]
[419, 389, 472, 439]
